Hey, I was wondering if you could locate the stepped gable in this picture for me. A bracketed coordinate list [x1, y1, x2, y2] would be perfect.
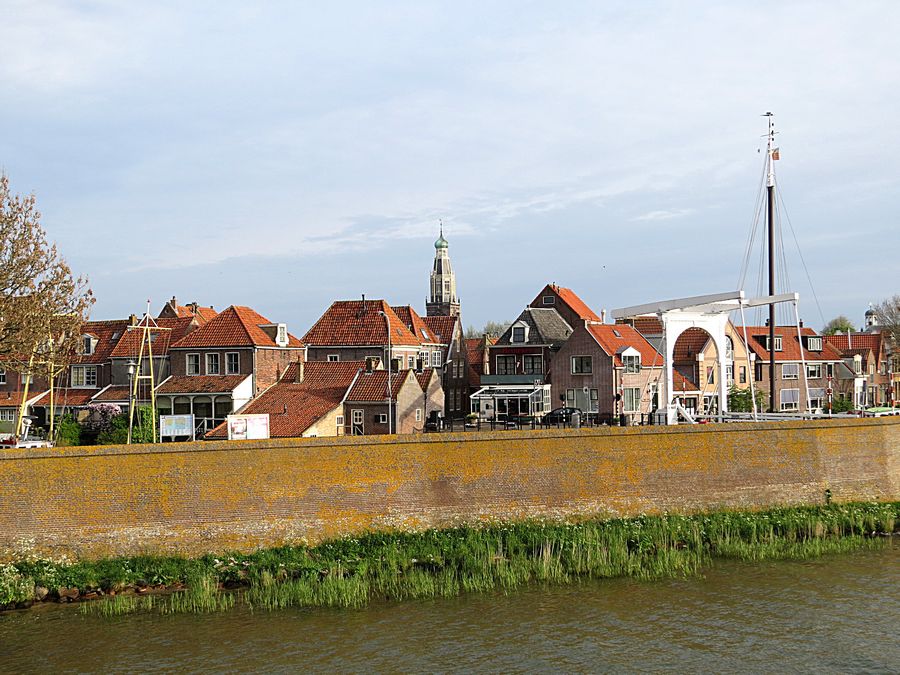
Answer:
[74, 320, 131, 365]
[586, 323, 663, 367]
[421, 315, 457, 344]
[109, 316, 198, 359]
[740, 326, 843, 362]
[303, 300, 420, 347]
[205, 361, 365, 439]
[346, 369, 416, 401]
[171, 306, 303, 349]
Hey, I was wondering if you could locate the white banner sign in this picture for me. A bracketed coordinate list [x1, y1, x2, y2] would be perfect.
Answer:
[227, 414, 270, 441]
[160, 414, 194, 438]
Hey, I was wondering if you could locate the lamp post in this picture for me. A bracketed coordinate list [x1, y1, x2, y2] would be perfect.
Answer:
[127, 360, 136, 444]
[378, 311, 392, 434]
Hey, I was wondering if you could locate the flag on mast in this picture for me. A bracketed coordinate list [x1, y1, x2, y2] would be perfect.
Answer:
[772, 147, 780, 160]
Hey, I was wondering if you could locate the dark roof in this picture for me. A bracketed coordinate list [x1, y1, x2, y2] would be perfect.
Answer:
[495, 308, 573, 347]
[157, 374, 250, 394]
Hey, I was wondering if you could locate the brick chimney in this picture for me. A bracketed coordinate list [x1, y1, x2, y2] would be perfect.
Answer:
[294, 360, 304, 384]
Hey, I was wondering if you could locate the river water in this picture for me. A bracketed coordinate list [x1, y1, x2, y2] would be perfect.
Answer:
[1, 545, 897, 673]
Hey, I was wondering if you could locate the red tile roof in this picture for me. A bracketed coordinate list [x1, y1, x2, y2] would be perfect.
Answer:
[75, 320, 131, 365]
[421, 316, 458, 345]
[171, 306, 303, 349]
[824, 332, 883, 357]
[206, 361, 363, 439]
[416, 368, 437, 391]
[531, 284, 602, 322]
[90, 385, 134, 402]
[616, 316, 664, 336]
[672, 327, 712, 362]
[157, 374, 249, 394]
[672, 370, 700, 393]
[586, 323, 664, 367]
[0, 389, 49, 408]
[738, 326, 844, 362]
[465, 336, 496, 387]
[31, 388, 96, 407]
[346, 369, 417, 402]
[391, 306, 432, 343]
[109, 317, 199, 359]
[303, 300, 420, 347]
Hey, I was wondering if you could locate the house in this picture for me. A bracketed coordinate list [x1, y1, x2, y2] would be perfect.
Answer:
[157, 296, 218, 323]
[303, 298, 421, 368]
[205, 361, 364, 439]
[343, 367, 426, 435]
[551, 321, 666, 424]
[471, 307, 572, 419]
[741, 325, 844, 413]
[528, 283, 603, 327]
[824, 330, 891, 407]
[416, 368, 444, 422]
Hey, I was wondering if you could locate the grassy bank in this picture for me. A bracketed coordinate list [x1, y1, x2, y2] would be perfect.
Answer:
[2, 502, 897, 615]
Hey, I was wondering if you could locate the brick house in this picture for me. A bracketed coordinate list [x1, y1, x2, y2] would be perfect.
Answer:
[343, 367, 425, 435]
[824, 331, 891, 407]
[528, 283, 602, 326]
[741, 325, 844, 413]
[415, 368, 445, 422]
[551, 321, 665, 423]
[157, 296, 218, 323]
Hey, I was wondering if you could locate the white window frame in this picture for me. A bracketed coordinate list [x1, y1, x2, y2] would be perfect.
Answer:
[0, 409, 14, 422]
[623, 354, 641, 373]
[327, 354, 339, 362]
[352, 410, 363, 425]
[187, 353, 201, 376]
[782, 363, 799, 380]
[0, 368, 5, 385]
[336, 415, 345, 427]
[415, 408, 422, 422]
[432, 351, 442, 368]
[206, 353, 220, 375]
[226, 352, 240, 375]
[21, 373, 33, 385]
[542, 295, 555, 305]
[726, 365, 734, 386]
[623, 387, 641, 412]
[572, 356, 592, 374]
[408, 355, 415, 369]
[422, 351, 430, 368]
[377, 413, 388, 424]
[780, 388, 800, 411]
[71, 365, 98, 388]
[807, 337, 822, 352]
[83, 335, 95, 356]
[806, 363, 822, 379]
[764, 336, 783, 351]
[511, 323, 528, 343]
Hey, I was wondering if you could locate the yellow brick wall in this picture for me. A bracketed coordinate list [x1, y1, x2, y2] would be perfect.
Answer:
[1, 418, 897, 561]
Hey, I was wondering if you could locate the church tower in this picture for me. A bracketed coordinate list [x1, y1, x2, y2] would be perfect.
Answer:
[426, 224, 460, 317]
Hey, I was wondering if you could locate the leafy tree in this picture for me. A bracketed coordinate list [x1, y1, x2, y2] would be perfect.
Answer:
[822, 315, 855, 336]
[97, 406, 156, 445]
[830, 396, 855, 413]
[0, 174, 93, 373]
[54, 414, 84, 447]
[465, 320, 511, 339]
[871, 295, 900, 347]
[727, 385, 766, 413]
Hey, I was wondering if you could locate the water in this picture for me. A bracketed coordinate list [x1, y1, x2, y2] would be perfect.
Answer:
[1, 545, 898, 673]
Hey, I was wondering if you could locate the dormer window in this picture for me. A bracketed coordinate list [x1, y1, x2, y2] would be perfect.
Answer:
[82, 335, 96, 355]
[276, 324, 288, 347]
[511, 323, 528, 343]
[853, 355, 862, 375]
[763, 336, 783, 352]
[807, 336, 822, 351]
[623, 354, 641, 373]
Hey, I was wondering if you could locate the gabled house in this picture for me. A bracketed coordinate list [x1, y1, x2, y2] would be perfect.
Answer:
[529, 283, 602, 327]
[423, 314, 467, 418]
[343, 367, 425, 435]
[824, 331, 891, 407]
[552, 321, 666, 423]
[471, 307, 572, 419]
[303, 299, 421, 369]
[741, 325, 844, 413]
[157, 296, 218, 323]
[205, 361, 364, 439]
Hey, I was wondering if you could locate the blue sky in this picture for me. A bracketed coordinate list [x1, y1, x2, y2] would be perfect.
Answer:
[2, 1, 898, 334]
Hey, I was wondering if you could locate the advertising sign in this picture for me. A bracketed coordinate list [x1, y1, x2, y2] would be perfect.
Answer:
[160, 414, 195, 439]
[227, 414, 270, 441]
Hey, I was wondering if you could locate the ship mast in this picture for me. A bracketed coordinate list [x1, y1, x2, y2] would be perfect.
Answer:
[764, 112, 777, 413]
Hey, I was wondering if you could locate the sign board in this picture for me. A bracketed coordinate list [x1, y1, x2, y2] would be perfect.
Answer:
[227, 414, 270, 441]
[160, 414, 195, 439]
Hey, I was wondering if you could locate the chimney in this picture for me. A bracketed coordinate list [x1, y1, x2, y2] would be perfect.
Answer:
[601, 309, 607, 323]
[799, 319, 804, 328]
[170, 295, 177, 307]
[129, 314, 138, 326]
[294, 360, 304, 384]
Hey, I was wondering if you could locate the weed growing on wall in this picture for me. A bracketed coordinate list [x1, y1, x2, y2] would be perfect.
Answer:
[14, 501, 900, 616]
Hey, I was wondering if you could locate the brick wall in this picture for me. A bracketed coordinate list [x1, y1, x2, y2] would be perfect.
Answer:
[0, 418, 897, 561]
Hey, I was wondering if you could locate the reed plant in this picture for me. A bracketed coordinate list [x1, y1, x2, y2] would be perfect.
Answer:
[33, 501, 900, 617]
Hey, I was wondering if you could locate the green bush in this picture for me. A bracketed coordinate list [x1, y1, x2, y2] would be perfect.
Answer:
[1, 563, 33, 606]
[97, 406, 156, 445]
[54, 414, 83, 447]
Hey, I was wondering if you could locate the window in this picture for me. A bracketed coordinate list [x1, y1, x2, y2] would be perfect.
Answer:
[755, 362, 763, 382]
[352, 410, 363, 425]
[623, 387, 641, 412]
[408, 355, 415, 369]
[277, 325, 287, 345]
[739, 366, 747, 384]
[415, 408, 422, 422]
[71, 365, 97, 387]
[432, 351, 442, 368]
[21, 373, 33, 385]
[853, 356, 862, 375]
[422, 351, 430, 368]
[806, 363, 822, 379]
[523, 354, 542, 374]
[572, 356, 592, 374]
[496, 355, 516, 375]
[808, 388, 825, 410]
[0, 369, 5, 385]
[780, 388, 800, 411]
[725, 336, 734, 362]
[726, 365, 734, 386]
[206, 353, 220, 375]
[376, 413, 388, 424]
[764, 336, 783, 351]
[623, 355, 641, 373]
[706, 366, 715, 385]
[589, 389, 599, 411]
[187, 353, 200, 376]
[782, 363, 799, 379]
[226, 352, 240, 374]
[566, 389, 575, 404]
[807, 337, 822, 351]
[327, 354, 339, 362]
[0, 409, 14, 422]
[83, 335, 95, 355]
[511, 326, 527, 343]
[826, 363, 834, 378]
[542, 295, 555, 305]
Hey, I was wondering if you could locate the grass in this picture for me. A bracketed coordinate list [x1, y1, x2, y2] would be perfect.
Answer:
[12, 501, 900, 615]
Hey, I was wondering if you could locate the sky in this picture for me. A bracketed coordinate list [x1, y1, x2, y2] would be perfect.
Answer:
[2, 1, 898, 335]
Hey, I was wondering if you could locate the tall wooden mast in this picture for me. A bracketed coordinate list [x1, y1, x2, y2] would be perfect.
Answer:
[765, 112, 777, 413]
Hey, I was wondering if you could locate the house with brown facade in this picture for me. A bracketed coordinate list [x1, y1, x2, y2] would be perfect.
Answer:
[824, 331, 891, 407]
[343, 367, 426, 435]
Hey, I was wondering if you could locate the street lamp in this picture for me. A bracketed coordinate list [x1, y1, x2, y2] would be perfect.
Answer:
[377, 310, 392, 434]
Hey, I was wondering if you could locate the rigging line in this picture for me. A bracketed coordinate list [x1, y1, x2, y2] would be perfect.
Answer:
[738, 159, 769, 289]
[776, 184, 827, 329]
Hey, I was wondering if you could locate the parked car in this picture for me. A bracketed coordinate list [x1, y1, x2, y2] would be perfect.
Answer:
[424, 410, 445, 432]
[543, 407, 583, 425]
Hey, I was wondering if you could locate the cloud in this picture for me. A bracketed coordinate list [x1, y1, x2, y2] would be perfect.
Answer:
[634, 208, 695, 222]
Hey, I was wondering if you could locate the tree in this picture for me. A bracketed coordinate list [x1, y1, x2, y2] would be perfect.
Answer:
[465, 320, 511, 339]
[872, 295, 900, 347]
[822, 315, 855, 336]
[0, 174, 93, 371]
[727, 385, 766, 413]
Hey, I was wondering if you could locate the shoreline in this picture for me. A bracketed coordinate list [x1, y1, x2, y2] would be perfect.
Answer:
[2, 501, 897, 616]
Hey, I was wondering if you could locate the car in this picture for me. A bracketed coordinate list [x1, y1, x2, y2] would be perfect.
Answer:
[543, 407, 583, 425]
